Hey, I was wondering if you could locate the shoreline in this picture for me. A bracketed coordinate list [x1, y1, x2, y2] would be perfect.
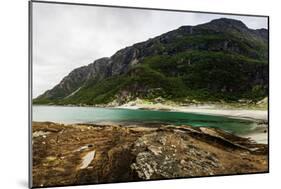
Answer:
[33, 102, 268, 144]
[117, 103, 268, 122]
[33, 103, 268, 122]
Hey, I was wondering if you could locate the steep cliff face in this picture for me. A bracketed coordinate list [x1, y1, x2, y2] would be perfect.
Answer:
[34, 18, 268, 105]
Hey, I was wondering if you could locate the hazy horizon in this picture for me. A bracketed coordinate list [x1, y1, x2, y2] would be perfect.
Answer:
[32, 2, 268, 98]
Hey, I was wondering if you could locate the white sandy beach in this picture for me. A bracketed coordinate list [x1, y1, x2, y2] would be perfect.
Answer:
[118, 103, 268, 121]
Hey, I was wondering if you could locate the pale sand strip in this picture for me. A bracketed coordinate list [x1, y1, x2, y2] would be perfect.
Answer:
[118, 103, 268, 121]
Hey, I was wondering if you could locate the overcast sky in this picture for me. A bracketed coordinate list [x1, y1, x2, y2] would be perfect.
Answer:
[32, 2, 268, 98]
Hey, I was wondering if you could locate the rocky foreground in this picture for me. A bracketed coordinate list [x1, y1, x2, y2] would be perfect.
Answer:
[32, 122, 268, 187]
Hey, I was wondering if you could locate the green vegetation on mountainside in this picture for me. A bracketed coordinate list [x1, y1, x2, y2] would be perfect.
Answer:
[33, 18, 268, 106]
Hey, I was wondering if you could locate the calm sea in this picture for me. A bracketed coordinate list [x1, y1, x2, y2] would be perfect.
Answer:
[32, 105, 258, 135]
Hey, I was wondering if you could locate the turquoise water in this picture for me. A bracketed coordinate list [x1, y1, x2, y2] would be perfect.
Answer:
[32, 105, 258, 135]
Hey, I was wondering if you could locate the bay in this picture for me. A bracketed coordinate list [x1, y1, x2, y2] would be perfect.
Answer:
[33, 105, 258, 135]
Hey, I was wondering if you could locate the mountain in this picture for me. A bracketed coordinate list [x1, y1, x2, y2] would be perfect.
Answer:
[33, 18, 268, 105]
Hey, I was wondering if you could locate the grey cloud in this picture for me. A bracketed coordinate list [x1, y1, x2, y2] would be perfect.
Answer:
[32, 2, 268, 97]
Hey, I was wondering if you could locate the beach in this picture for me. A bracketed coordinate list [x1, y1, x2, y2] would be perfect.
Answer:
[117, 102, 268, 121]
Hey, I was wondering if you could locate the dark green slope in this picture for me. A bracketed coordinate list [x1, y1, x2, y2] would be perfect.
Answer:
[34, 18, 268, 105]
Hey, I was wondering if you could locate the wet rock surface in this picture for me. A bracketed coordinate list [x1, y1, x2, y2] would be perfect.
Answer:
[32, 122, 268, 187]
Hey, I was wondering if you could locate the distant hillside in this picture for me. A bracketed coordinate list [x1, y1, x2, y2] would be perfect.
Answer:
[34, 18, 268, 106]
